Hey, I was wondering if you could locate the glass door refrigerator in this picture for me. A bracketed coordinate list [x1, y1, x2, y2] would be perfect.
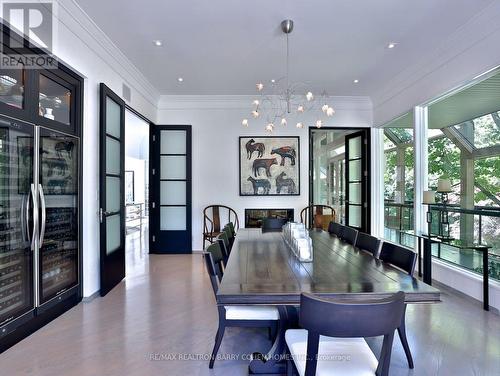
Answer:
[0, 114, 79, 336]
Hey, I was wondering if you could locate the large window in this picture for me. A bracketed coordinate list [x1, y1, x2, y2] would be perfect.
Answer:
[427, 76, 500, 280]
[382, 111, 415, 247]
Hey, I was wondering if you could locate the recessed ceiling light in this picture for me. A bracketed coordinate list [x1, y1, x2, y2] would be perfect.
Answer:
[353, 79, 359, 83]
[271, 79, 276, 83]
[153, 40, 163, 47]
[387, 42, 397, 49]
[177, 77, 184, 82]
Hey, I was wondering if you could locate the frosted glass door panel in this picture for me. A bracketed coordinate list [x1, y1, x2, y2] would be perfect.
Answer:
[106, 97, 121, 138]
[161, 156, 186, 179]
[348, 206, 362, 228]
[106, 214, 121, 254]
[161, 181, 186, 205]
[161, 207, 186, 230]
[106, 137, 120, 175]
[348, 136, 362, 159]
[106, 177, 121, 212]
[349, 183, 362, 205]
[349, 160, 361, 181]
[161, 130, 186, 154]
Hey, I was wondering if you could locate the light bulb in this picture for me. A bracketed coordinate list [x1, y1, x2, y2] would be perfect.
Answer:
[266, 123, 274, 132]
[253, 99, 259, 106]
[306, 92, 314, 101]
[322, 104, 329, 113]
[297, 105, 304, 113]
[252, 110, 259, 118]
[242, 119, 248, 127]
[326, 107, 335, 116]
[256, 82, 264, 91]
[296, 122, 304, 129]
[281, 118, 287, 126]
[316, 120, 322, 128]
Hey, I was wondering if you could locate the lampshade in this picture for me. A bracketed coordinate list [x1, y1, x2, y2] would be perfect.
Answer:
[423, 190, 436, 204]
[437, 179, 452, 193]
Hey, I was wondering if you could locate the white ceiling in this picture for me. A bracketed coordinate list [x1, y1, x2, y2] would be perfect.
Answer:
[75, 0, 495, 96]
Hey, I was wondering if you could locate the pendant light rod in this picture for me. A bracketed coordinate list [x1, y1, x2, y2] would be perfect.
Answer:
[281, 19, 294, 114]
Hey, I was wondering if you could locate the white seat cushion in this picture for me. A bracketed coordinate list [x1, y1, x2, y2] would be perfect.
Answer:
[285, 329, 378, 376]
[224, 305, 279, 320]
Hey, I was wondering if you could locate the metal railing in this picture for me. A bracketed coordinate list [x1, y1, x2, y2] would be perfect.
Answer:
[384, 202, 500, 282]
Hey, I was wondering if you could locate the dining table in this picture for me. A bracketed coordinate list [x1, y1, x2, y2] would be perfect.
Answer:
[216, 228, 441, 374]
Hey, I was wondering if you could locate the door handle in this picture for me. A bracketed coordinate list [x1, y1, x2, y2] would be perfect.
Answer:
[39, 184, 46, 247]
[30, 183, 37, 251]
[99, 208, 112, 223]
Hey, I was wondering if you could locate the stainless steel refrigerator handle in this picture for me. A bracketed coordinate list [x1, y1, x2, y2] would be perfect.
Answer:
[39, 184, 46, 247]
[30, 183, 37, 251]
[24, 194, 30, 243]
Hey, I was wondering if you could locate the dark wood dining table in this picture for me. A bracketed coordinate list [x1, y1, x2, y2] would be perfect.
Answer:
[217, 228, 441, 374]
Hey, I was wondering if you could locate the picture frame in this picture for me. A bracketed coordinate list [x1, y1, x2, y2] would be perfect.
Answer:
[239, 136, 300, 196]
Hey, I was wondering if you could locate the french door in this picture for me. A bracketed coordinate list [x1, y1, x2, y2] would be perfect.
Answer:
[99, 84, 125, 296]
[345, 130, 370, 232]
[150, 125, 192, 253]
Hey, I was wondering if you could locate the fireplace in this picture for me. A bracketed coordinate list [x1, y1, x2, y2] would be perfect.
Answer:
[245, 208, 294, 228]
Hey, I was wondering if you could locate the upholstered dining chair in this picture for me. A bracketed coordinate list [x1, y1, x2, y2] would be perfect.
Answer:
[203, 205, 239, 248]
[327, 221, 344, 238]
[379, 241, 417, 369]
[285, 291, 405, 376]
[223, 224, 235, 248]
[203, 243, 279, 369]
[215, 232, 230, 265]
[341, 225, 359, 246]
[300, 205, 336, 230]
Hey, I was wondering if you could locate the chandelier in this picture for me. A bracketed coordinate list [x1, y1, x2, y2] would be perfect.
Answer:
[242, 19, 335, 132]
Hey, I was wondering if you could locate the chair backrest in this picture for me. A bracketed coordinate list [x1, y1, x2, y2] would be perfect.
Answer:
[215, 233, 229, 265]
[355, 232, 381, 257]
[328, 221, 344, 238]
[203, 205, 240, 234]
[379, 241, 417, 275]
[203, 252, 218, 297]
[341, 225, 358, 245]
[223, 225, 234, 247]
[262, 218, 287, 232]
[227, 221, 237, 237]
[300, 205, 336, 230]
[299, 292, 405, 376]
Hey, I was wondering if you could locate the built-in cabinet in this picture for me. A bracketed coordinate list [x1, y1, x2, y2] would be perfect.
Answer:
[0, 24, 83, 352]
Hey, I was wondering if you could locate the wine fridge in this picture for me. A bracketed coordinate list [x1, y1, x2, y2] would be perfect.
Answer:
[0, 114, 79, 340]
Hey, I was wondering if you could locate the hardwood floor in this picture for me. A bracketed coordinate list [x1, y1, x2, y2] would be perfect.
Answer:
[1, 227, 499, 375]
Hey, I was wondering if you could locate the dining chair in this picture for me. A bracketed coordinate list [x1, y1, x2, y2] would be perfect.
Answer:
[223, 224, 235, 248]
[341, 225, 358, 246]
[262, 218, 287, 232]
[327, 221, 344, 238]
[300, 204, 336, 230]
[203, 205, 239, 248]
[203, 244, 280, 369]
[355, 232, 381, 257]
[215, 233, 230, 266]
[285, 291, 405, 376]
[379, 241, 417, 369]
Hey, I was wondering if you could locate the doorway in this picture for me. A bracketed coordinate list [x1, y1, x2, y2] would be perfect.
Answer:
[124, 109, 150, 272]
[309, 127, 371, 233]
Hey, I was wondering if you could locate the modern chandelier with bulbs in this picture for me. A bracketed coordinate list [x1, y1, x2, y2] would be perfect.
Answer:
[242, 19, 335, 132]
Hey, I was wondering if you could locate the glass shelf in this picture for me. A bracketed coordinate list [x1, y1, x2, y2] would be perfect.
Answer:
[0, 67, 24, 110]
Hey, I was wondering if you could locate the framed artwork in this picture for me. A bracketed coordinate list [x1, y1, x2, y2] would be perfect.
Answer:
[239, 136, 300, 196]
[125, 170, 135, 204]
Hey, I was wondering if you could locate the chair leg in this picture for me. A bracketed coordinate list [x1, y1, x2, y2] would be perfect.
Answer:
[209, 323, 225, 368]
[398, 306, 414, 369]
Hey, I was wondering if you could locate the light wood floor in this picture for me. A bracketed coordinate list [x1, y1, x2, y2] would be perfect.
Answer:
[1, 228, 500, 375]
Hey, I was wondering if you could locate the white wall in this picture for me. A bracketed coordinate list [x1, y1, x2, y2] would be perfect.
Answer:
[50, 1, 159, 297]
[157, 95, 372, 251]
[372, 1, 500, 127]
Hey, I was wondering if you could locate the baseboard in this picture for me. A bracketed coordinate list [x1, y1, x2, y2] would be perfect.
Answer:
[82, 291, 100, 303]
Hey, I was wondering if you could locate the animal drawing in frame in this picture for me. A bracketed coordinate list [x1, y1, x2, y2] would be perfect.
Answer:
[239, 136, 300, 196]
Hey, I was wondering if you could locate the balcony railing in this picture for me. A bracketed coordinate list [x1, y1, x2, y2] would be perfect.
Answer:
[384, 201, 500, 282]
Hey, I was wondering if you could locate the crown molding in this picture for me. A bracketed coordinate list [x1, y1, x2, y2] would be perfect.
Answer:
[56, 0, 160, 107]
